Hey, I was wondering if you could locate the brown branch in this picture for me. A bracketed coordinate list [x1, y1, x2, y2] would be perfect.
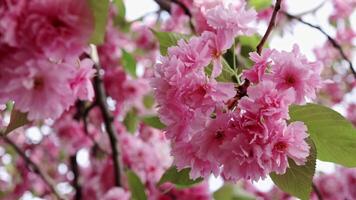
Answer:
[312, 183, 323, 200]
[1, 136, 67, 200]
[281, 11, 356, 78]
[256, 0, 283, 54]
[90, 47, 122, 187]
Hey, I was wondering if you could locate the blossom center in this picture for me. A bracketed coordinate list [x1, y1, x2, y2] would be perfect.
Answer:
[33, 76, 45, 90]
[274, 141, 288, 152]
[285, 75, 296, 85]
[51, 18, 67, 29]
[215, 130, 225, 141]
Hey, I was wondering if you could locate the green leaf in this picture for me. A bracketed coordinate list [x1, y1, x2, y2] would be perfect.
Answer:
[270, 139, 317, 200]
[143, 95, 155, 109]
[289, 103, 356, 167]
[123, 109, 138, 134]
[4, 109, 29, 135]
[157, 166, 203, 188]
[238, 34, 262, 58]
[152, 30, 190, 56]
[141, 116, 166, 129]
[87, 0, 109, 44]
[121, 50, 137, 78]
[213, 184, 255, 200]
[127, 170, 147, 200]
[248, 0, 272, 11]
[205, 58, 237, 82]
[113, 0, 126, 26]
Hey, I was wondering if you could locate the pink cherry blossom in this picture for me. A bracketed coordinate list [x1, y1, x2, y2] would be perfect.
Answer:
[54, 112, 93, 155]
[0, 58, 76, 120]
[1, 0, 94, 60]
[70, 58, 95, 101]
[347, 103, 356, 126]
[102, 187, 131, 200]
[270, 45, 323, 104]
[243, 49, 274, 83]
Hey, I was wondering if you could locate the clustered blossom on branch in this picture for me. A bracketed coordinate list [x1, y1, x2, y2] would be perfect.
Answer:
[0, 0, 95, 120]
[153, 2, 323, 181]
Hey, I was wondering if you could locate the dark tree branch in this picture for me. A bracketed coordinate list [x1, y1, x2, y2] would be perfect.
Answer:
[257, 0, 283, 54]
[90, 47, 122, 187]
[154, 0, 196, 33]
[1, 136, 67, 200]
[153, 0, 171, 12]
[281, 11, 356, 78]
[70, 155, 81, 200]
[312, 183, 323, 200]
[170, 0, 191, 17]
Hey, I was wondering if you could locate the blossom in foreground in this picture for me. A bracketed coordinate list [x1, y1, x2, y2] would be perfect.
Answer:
[153, 6, 318, 180]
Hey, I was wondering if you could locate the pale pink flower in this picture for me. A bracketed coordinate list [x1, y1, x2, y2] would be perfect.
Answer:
[13, 0, 93, 60]
[54, 112, 93, 155]
[191, 113, 235, 163]
[168, 36, 213, 73]
[0, 58, 76, 120]
[330, 0, 356, 21]
[347, 103, 356, 126]
[243, 49, 274, 83]
[70, 58, 95, 101]
[157, 181, 212, 200]
[205, 3, 256, 49]
[102, 187, 131, 200]
[172, 142, 220, 179]
[239, 81, 295, 121]
[314, 173, 347, 200]
[270, 45, 323, 104]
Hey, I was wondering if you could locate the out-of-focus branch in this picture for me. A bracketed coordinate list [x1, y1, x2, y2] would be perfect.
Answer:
[281, 11, 356, 78]
[153, 0, 171, 12]
[295, 1, 326, 16]
[70, 155, 81, 200]
[312, 183, 323, 200]
[1, 135, 67, 200]
[170, 0, 192, 17]
[154, 0, 196, 33]
[256, 0, 283, 54]
[90, 46, 122, 187]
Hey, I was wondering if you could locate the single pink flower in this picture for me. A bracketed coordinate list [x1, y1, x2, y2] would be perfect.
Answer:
[70, 58, 95, 101]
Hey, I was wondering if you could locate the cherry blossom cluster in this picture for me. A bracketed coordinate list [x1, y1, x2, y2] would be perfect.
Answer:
[153, 2, 323, 181]
[0, 0, 95, 120]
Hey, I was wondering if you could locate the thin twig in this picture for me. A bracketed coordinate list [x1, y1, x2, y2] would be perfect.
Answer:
[256, 0, 283, 54]
[90, 46, 122, 187]
[281, 11, 356, 78]
[295, 0, 326, 16]
[1, 136, 67, 200]
[312, 183, 323, 200]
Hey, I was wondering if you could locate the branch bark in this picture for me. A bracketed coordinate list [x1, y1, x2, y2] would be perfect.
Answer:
[281, 11, 356, 78]
[70, 155, 81, 200]
[256, 0, 283, 54]
[90, 46, 122, 187]
[1, 136, 67, 200]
